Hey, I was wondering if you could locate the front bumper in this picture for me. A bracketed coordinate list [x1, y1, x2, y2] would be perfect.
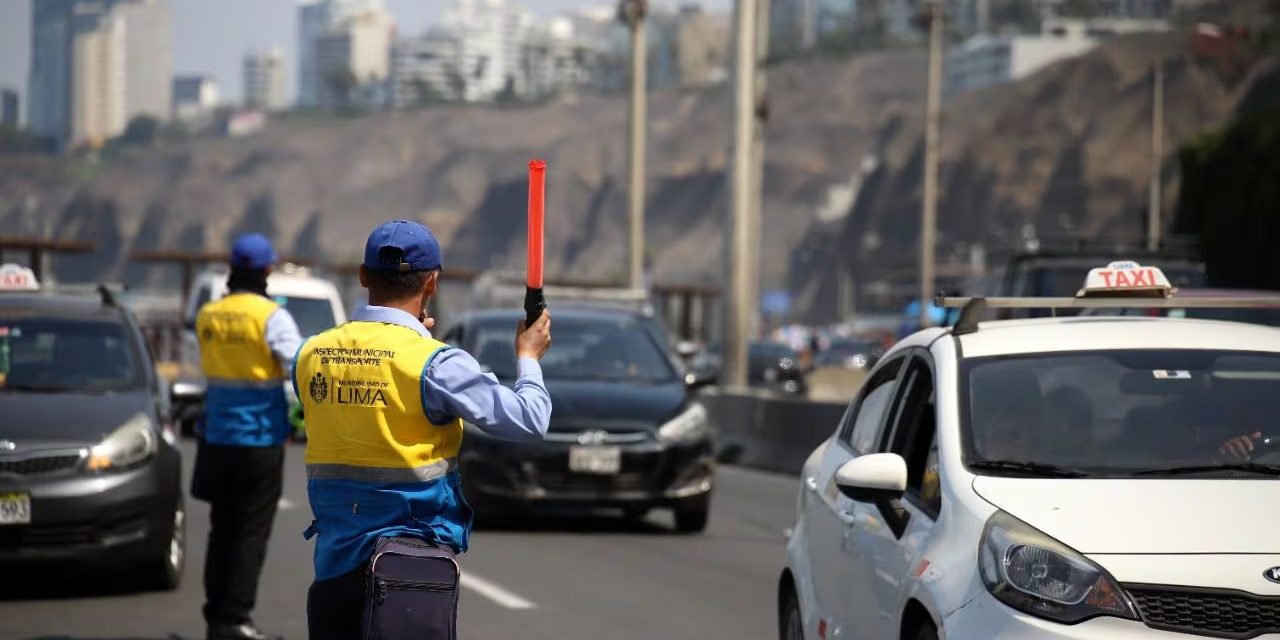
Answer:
[944, 590, 1280, 639]
[459, 432, 714, 509]
[0, 447, 181, 563]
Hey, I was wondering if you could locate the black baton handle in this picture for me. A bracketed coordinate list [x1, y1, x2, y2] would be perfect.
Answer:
[524, 286, 546, 328]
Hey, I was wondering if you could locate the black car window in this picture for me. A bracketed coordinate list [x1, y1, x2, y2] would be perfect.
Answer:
[0, 317, 145, 393]
[469, 317, 677, 383]
[839, 356, 904, 454]
[884, 356, 940, 519]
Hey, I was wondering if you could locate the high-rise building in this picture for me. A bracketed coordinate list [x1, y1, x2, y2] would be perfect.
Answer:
[117, 0, 171, 121]
[1, 89, 19, 127]
[674, 6, 729, 88]
[390, 31, 460, 107]
[314, 6, 394, 109]
[69, 1, 128, 147]
[172, 74, 219, 121]
[443, 0, 535, 102]
[297, 0, 387, 107]
[27, 0, 170, 147]
[244, 48, 288, 110]
[518, 17, 597, 100]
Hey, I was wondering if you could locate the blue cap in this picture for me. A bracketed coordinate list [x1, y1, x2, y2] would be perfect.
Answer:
[363, 220, 442, 272]
[230, 233, 277, 270]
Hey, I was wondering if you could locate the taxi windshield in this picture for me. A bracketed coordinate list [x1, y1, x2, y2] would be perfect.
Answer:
[962, 350, 1280, 476]
[470, 317, 677, 383]
[0, 317, 144, 393]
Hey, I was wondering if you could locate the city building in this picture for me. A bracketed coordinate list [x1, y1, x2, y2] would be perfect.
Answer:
[27, 0, 170, 147]
[314, 6, 395, 109]
[674, 6, 729, 88]
[297, 0, 387, 107]
[117, 0, 171, 122]
[442, 0, 536, 102]
[243, 48, 288, 111]
[1, 89, 18, 127]
[172, 75, 220, 121]
[390, 31, 461, 106]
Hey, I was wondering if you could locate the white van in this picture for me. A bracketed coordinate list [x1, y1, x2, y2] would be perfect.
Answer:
[174, 264, 347, 435]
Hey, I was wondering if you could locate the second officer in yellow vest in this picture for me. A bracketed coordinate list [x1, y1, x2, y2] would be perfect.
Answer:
[294, 219, 552, 640]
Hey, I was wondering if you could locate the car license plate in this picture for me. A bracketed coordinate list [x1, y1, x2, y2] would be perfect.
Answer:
[569, 446, 621, 475]
[0, 492, 31, 525]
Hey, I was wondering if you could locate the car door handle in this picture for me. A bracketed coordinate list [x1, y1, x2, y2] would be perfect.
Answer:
[837, 509, 857, 527]
[805, 477, 820, 493]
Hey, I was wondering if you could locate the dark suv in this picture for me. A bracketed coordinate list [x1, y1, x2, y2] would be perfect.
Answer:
[441, 306, 715, 532]
[0, 284, 185, 589]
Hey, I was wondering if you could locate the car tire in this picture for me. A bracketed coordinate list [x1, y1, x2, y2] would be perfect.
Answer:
[622, 507, 650, 522]
[910, 623, 938, 640]
[140, 497, 186, 591]
[674, 494, 710, 533]
[778, 582, 804, 640]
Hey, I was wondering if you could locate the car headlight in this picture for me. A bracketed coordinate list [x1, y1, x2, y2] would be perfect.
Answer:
[979, 511, 1137, 624]
[657, 403, 711, 444]
[86, 413, 157, 472]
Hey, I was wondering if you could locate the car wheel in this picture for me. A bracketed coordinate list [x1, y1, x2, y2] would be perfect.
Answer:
[778, 582, 803, 640]
[622, 506, 650, 522]
[141, 497, 186, 591]
[910, 623, 938, 640]
[673, 493, 710, 533]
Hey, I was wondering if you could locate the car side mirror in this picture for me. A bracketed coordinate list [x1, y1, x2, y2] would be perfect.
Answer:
[836, 453, 908, 502]
[676, 341, 700, 359]
[171, 379, 206, 402]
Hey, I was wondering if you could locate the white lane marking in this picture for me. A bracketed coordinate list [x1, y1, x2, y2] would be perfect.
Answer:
[278, 498, 297, 511]
[460, 570, 537, 610]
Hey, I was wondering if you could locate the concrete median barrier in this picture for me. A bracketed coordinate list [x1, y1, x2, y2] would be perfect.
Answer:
[702, 389, 847, 476]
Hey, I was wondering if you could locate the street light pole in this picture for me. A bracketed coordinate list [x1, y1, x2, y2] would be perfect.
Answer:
[1148, 60, 1164, 252]
[920, 0, 942, 327]
[724, 0, 762, 389]
[620, 0, 648, 291]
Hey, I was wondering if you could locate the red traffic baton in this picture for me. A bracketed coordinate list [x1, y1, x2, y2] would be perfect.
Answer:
[525, 159, 547, 327]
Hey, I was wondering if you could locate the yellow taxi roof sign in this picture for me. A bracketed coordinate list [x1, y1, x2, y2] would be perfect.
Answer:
[1077, 260, 1173, 298]
[0, 264, 40, 292]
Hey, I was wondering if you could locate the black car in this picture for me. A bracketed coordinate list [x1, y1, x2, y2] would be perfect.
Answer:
[441, 306, 715, 532]
[814, 338, 883, 370]
[0, 282, 185, 589]
[748, 341, 807, 395]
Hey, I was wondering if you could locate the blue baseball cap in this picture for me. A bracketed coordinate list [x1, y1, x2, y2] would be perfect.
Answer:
[230, 233, 277, 270]
[363, 220, 442, 272]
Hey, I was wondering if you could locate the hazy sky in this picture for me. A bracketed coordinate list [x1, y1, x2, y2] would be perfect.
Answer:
[0, 0, 662, 113]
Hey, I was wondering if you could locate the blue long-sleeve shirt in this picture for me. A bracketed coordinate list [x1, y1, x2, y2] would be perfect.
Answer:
[347, 305, 551, 440]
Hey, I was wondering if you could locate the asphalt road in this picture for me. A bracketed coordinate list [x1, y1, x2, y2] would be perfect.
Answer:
[0, 440, 798, 640]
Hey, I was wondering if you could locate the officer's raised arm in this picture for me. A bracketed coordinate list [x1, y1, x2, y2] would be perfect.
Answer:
[425, 310, 552, 441]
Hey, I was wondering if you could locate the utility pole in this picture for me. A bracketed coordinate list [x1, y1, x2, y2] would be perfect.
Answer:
[723, 0, 768, 389]
[620, 0, 648, 290]
[1148, 60, 1164, 252]
[919, 0, 943, 327]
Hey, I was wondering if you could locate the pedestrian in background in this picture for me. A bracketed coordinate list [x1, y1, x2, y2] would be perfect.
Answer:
[296, 220, 552, 639]
[193, 234, 302, 640]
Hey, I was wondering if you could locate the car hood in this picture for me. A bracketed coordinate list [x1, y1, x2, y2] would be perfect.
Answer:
[972, 476, 1280, 554]
[0, 390, 152, 451]
[544, 379, 686, 432]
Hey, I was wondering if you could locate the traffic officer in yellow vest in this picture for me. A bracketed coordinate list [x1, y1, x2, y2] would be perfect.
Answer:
[193, 234, 302, 640]
[294, 220, 552, 639]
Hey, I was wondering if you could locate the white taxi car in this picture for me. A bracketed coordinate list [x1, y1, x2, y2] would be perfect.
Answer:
[780, 262, 1280, 640]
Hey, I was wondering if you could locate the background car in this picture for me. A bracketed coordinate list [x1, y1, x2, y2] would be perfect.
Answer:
[441, 305, 715, 532]
[749, 340, 808, 395]
[0, 269, 185, 591]
[1079, 288, 1280, 326]
[813, 338, 883, 371]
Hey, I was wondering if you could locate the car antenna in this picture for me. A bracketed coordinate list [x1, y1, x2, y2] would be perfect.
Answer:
[97, 283, 118, 308]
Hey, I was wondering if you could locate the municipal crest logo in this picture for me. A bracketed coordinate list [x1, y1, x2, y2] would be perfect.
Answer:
[308, 372, 328, 404]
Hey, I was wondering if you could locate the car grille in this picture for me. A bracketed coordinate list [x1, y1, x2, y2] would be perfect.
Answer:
[0, 453, 83, 478]
[0, 524, 97, 547]
[1127, 585, 1280, 639]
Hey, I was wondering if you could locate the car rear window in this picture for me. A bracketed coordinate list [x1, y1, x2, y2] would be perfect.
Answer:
[469, 317, 677, 383]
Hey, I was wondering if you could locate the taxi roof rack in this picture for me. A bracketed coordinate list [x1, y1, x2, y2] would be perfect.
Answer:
[939, 296, 1280, 336]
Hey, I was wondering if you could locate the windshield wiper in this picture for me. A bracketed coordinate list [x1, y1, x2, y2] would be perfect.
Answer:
[967, 460, 1091, 478]
[0, 384, 69, 393]
[1133, 463, 1280, 477]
